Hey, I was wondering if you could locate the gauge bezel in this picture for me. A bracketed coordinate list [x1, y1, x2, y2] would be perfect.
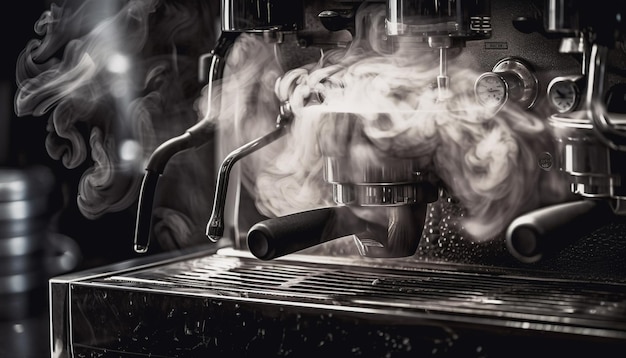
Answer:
[547, 76, 581, 114]
[474, 72, 509, 109]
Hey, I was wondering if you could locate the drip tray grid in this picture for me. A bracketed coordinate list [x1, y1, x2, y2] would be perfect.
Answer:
[86, 249, 626, 340]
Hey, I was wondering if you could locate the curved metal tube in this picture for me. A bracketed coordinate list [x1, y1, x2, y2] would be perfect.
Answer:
[206, 102, 293, 241]
[133, 32, 239, 253]
[587, 43, 626, 152]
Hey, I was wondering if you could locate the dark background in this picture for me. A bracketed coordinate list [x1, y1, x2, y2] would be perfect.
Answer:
[2, 3, 63, 357]
[1, 1, 217, 356]
[3, 0, 186, 271]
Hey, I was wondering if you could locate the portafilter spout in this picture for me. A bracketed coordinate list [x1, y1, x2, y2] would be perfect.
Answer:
[206, 101, 293, 242]
[133, 32, 239, 254]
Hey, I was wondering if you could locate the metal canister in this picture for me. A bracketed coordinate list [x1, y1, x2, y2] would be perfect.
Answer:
[549, 111, 626, 201]
[0, 166, 79, 319]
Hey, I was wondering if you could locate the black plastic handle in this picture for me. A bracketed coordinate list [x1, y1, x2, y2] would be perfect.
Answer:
[247, 206, 361, 260]
[505, 199, 612, 263]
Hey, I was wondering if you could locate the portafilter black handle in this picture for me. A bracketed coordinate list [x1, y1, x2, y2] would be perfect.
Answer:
[505, 199, 613, 263]
[247, 206, 363, 260]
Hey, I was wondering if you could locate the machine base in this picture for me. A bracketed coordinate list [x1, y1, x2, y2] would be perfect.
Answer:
[49, 245, 626, 357]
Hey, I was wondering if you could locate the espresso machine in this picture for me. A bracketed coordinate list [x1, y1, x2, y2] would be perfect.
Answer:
[49, 0, 626, 356]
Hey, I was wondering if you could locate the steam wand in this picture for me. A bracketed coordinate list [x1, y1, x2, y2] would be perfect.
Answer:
[586, 43, 626, 152]
[206, 101, 294, 242]
[133, 32, 239, 253]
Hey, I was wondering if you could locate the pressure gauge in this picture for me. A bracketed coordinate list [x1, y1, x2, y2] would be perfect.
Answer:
[474, 57, 538, 111]
[475, 73, 507, 108]
[547, 76, 582, 113]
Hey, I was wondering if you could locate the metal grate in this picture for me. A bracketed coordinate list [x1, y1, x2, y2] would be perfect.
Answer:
[97, 250, 626, 339]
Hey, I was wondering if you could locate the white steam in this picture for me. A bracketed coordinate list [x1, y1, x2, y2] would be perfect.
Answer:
[14, 0, 568, 249]
[16, 0, 160, 219]
[213, 8, 566, 241]
[15, 0, 220, 249]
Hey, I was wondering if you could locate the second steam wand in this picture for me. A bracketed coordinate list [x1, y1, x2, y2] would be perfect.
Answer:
[206, 102, 293, 241]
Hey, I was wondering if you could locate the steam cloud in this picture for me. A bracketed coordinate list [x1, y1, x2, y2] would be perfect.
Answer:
[214, 6, 567, 241]
[15, 0, 567, 249]
[15, 0, 219, 248]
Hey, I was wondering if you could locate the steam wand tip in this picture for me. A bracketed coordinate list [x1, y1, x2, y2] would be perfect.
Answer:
[436, 75, 450, 102]
[206, 220, 224, 242]
[134, 244, 149, 254]
[133, 170, 161, 254]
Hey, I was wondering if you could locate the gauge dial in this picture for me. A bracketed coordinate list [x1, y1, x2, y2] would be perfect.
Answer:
[474, 73, 507, 108]
[548, 77, 581, 113]
[474, 58, 538, 111]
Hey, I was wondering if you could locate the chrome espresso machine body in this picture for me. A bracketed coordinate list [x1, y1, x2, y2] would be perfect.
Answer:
[51, 0, 626, 356]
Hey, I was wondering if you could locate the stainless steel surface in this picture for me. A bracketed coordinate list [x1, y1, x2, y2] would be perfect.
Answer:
[331, 181, 437, 206]
[96, 249, 626, 336]
[50, 245, 214, 358]
[385, 0, 492, 40]
[49, 248, 626, 357]
[549, 111, 626, 199]
[221, 0, 303, 32]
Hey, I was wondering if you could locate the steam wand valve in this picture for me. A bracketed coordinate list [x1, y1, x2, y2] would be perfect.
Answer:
[206, 102, 294, 242]
[133, 32, 239, 254]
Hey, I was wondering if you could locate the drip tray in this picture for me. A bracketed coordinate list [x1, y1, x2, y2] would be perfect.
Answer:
[51, 246, 626, 357]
